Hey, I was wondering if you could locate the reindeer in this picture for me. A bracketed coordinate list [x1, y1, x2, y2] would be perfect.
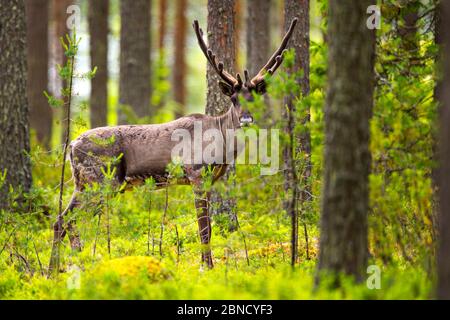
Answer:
[50, 18, 298, 269]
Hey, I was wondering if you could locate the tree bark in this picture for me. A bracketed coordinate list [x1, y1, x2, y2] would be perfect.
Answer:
[283, 0, 310, 266]
[50, 0, 71, 145]
[26, 0, 52, 148]
[317, 0, 375, 282]
[173, 0, 187, 118]
[246, 0, 271, 78]
[206, 0, 237, 231]
[88, 0, 109, 128]
[206, 0, 235, 116]
[155, 0, 168, 111]
[234, 0, 242, 71]
[0, 0, 32, 207]
[438, 0, 450, 300]
[432, 0, 442, 191]
[158, 0, 167, 54]
[119, 0, 151, 123]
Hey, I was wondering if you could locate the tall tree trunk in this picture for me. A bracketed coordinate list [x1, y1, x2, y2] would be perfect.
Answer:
[26, 0, 52, 148]
[155, 0, 168, 111]
[283, 0, 310, 266]
[246, 0, 270, 78]
[317, 0, 376, 282]
[432, 0, 442, 191]
[437, 0, 450, 300]
[119, 0, 151, 123]
[206, 0, 238, 231]
[0, 0, 32, 208]
[158, 0, 168, 54]
[50, 0, 71, 144]
[173, 0, 187, 118]
[234, 0, 242, 71]
[88, 0, 109, 128]
[247, 0, 272, 126]
[206, 0, 235, 116]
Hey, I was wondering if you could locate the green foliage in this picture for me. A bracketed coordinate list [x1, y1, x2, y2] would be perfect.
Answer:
[369, 0, 438, 270]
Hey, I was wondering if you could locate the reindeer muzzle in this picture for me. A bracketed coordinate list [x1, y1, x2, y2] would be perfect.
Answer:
[239, 115, 254, 126]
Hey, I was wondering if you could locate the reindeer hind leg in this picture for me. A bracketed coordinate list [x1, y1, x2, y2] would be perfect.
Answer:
[63, 191, 82, 251]
[49, 190, 81, 273]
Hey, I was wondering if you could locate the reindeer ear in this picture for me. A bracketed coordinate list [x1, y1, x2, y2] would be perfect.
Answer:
[218, 81, 234, 97]
[253, 81, 267, 95]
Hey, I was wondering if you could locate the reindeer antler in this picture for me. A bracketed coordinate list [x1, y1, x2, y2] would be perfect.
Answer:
[193, 20, 238, 88]
[249, 18, 298, 88]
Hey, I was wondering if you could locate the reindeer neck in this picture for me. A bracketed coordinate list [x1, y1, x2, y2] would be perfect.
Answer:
[214, 105, 240, 134]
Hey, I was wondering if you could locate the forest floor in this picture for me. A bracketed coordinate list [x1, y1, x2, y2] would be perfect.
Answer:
[0, 149, 434, 299]
[0, 189, 433, 299]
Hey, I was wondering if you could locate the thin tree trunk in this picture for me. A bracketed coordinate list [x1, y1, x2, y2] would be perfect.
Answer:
[26, 0, 52, 148]
[119, 0, 151, 123]
[156, 0, 168, 111]
[437, 0, 450, 300]
[158, 0, 168, 54]
[89, 0, 109, 128]
[283, 0, 310, 266]
[234, 0, 242, 71]
[206, 0, 238, 231]
[432, 0, 442, 191]
[247, 0, 271, 126]
[206, 0, 235, 116]
[0, 0, 32, 208]
[173, 0, 187, 118]
[51, 0, 71, 145]
[317, 0, 376, 282]
[246, 0, 271, 78]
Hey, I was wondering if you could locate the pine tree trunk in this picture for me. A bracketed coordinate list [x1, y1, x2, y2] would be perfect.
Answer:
[173, 0, 187, 118]
[437, 0, 450, 300]
[206, 0, 235, 116]
[247, 0, 272, 126]
[0, 0, 32, 208]
[283, 0, 310, 266]
[432, 0, 442, 191]
[158, 0, 167, 54]
[51, 0, 71, 145]
[119, 0, 151, 123]
[26, 0, 52, 148]
[317, 0, 375, 282]
[246, 0, 270, 78]
[156, 0, 168, 111]
[234, 0, 242, 71]
[88, 0, 109, 128]
[206, 0, 237, 231]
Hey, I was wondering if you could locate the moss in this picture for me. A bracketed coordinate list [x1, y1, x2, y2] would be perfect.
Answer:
[93, 256, 171, 282]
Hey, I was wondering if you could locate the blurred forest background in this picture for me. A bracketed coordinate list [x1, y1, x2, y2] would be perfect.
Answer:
[1, 0, 450, 299]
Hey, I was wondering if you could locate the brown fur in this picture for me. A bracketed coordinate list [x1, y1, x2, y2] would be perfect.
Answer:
[69, 105, 242, 191]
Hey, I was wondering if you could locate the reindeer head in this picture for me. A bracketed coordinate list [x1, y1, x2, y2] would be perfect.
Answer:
[193, 18, 298, 126]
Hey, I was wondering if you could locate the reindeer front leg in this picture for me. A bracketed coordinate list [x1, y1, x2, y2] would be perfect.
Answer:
[49, 190, 82, 273]
[193, 188, 213, 268]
